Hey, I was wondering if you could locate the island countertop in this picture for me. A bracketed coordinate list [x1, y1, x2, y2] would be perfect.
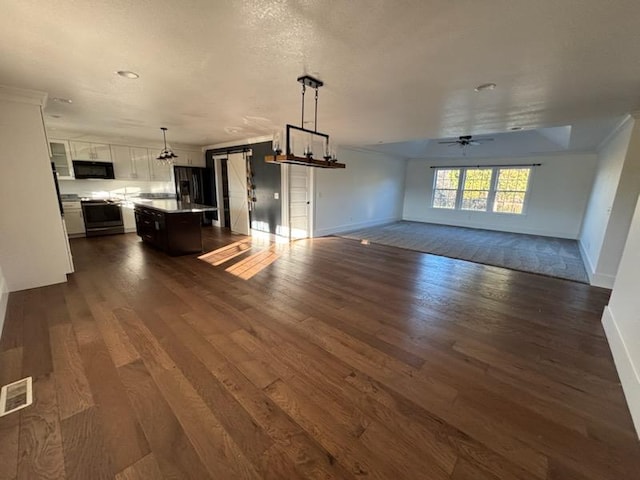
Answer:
[132, 199, 218, 214]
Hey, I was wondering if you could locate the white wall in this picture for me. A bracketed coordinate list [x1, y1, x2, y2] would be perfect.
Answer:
[314, 147, 406, 236]
[580, 119, 632, 270]
[580, 116, 640, 288]
[602, 192, 640, 437]
[0, 86, 70, 291]
[0, 264, 8, 339]
[402, 153, 597, 239]
[594, 120, 640, 280]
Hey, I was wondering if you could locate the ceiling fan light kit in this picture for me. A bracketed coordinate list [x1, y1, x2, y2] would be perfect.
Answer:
[438, 135, 495, 156]
[265, 75, 345, 169]
[156, 127, 178, 163]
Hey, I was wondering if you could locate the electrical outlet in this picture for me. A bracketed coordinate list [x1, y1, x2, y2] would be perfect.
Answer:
[274, 192, 279, 199]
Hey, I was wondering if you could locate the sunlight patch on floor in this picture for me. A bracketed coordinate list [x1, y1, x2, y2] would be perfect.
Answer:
[224, 245, 280, 280]
[198, 231, 296, 279]
[198, 239, 252, 266]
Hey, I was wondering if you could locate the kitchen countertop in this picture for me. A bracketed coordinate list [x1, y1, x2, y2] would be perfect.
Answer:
[132, 199, 217, 214]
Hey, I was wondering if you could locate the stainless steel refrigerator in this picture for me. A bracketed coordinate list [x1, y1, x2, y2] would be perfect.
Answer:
[173, 166, 217, 225]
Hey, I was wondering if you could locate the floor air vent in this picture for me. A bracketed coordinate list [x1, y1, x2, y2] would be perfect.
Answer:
[0, 377, 33, 417]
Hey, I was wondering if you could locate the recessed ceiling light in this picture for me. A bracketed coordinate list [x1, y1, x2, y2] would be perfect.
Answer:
[474, 83, 497, 92]
[509, 126, 523, 131]
[116, 70, 139, 79]
[52, 97, 72, 104]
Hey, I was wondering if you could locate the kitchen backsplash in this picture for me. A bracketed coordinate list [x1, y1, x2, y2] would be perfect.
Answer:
[59, 178, 174, 199]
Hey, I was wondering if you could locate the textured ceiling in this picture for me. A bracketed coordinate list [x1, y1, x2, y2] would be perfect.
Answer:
[1, 0, 639, 149]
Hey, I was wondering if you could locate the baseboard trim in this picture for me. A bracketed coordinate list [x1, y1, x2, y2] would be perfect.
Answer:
[315, 216, 399, 237]
[602, 306, 640, 438]
[577, 240, 617, 288]
[591, 272, 616, 289]
[578, 240, 595, 283]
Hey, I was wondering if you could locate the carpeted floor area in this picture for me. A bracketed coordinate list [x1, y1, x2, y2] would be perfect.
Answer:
[337, 221, 589, 283]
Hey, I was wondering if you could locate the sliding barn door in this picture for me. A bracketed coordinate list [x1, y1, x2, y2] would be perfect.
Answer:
[227, 152, 250, 236]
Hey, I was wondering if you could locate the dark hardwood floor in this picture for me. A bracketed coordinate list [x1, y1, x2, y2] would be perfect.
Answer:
[0, 228, 638, 479]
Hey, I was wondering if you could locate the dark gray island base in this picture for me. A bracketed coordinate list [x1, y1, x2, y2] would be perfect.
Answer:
[133, 200, 218, 255]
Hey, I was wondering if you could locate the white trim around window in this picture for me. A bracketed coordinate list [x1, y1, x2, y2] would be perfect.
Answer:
[431, 165, 533, 215]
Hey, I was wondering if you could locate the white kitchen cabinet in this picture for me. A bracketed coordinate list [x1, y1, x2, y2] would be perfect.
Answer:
[62, 202, 85, 237]
[70, 141, 112, 162]
[93, 143, 112, 161]
[171, 149, 187, 167]
[49, 139, 74, 179]
[112, 146, 151, 180]
[173, 149, 205, 168]
[111, 145, 135, 179]
[190, 150, 206, 168]
[69, 141, 92, 160]
[148, 156, 174, 182]
[130, 147, 151, 181]
[122, 205, 136, 232]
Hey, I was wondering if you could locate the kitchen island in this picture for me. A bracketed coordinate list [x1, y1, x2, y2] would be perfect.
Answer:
[133, 199, 217, 255]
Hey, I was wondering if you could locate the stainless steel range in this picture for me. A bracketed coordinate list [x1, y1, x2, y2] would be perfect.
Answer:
[81, 199, 124, 237]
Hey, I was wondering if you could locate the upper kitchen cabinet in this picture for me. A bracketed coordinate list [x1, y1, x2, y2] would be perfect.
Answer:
[148, 155, 173, 182]
[130, 147, 151, 181]
[111, 145, 134, 179]
[70, 141, 112, 162]
[49, 139, 74, 179]
[93, 143, 112, 161]
[173, 149, 206, 168]
[112, 145, 151, 181]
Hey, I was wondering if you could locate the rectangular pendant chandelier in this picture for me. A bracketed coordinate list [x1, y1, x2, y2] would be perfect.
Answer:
[265, 75, 345, 169]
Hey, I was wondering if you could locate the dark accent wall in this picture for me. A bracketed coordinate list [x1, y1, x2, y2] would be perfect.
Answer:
[206, 141, 281, 234]
[203, 154, 219, 221]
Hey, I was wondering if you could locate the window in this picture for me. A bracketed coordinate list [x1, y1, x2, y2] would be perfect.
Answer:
[433, 169, 460, 209]
[431, 166, 532, 214]
[461, 168, 492, 211]
[493, 168, 530, 214]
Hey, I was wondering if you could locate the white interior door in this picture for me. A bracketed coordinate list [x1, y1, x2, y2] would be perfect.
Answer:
[289, 165, 311, 239]
[227, 152, 250, 236]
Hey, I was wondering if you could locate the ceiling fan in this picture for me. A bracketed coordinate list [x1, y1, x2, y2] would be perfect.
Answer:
[438, 135, 495, 147]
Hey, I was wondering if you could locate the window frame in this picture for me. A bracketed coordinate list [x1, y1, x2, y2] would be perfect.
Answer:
[430, 165, 533, 215]
[460, 167, 494, 212]
[432, 168, 462, 210]
[491, 166, 533, 215]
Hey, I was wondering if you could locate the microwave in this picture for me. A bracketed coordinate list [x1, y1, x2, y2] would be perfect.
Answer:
[72, 161, 115, 179]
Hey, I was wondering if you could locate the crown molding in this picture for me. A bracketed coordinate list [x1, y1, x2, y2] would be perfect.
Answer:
[597, 114, 633, 152]
[0, 85, 47, 107]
